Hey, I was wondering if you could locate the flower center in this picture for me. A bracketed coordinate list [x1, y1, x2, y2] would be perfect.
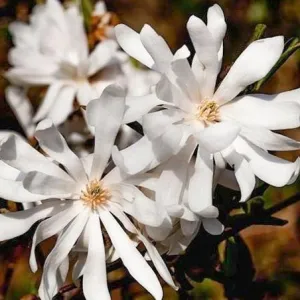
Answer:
[81, 180, 110, 210]
[195, 99, 220, 123]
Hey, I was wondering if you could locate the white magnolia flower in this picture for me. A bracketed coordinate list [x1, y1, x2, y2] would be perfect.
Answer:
[0, 85, 176, 300]
[113, 5, 300, 214]
[6, 0, 126, 125]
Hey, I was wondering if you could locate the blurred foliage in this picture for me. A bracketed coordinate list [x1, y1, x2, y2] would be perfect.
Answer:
[1, 0, 300, 299]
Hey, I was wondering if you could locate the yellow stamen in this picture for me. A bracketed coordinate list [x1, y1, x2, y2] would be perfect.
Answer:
[195, 99, 220, 123]
[81, 180, 110, 211]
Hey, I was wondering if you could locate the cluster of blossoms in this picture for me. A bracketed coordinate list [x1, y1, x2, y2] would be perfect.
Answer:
[1, 1, 300, 299]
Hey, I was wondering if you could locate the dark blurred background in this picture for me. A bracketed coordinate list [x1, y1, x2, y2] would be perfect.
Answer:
[1, 0, 300, 299]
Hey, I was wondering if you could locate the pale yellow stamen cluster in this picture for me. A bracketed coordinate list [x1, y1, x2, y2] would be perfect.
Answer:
[195, 99, 220, 123]
[81, 180, 110, 210]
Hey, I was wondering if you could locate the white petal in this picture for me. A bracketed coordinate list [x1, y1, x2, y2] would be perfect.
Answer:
[196, 121, 240, 153]
[115, 24, 154, 69]
[270, 87, 300, 103]
[113, 125, 186, 175]
[123, 93, 167, 124]
[76, 82, 95, 106]
[214, 37, 284, 104]
[82, 214, 110, 300]
[188, 147, 213, 213]
[222, 146, 256, 202]
[0, 200, 63, 241]
[8, 48, 57, 72]
[241, 125, 300, 151]
[220, 94, 300, 130]
[40, 211, 89, 299]
[35, 119, 87, 184]
[9, 22, 35, 48]
[207, 4, 226, 60]
[0, 177, 56, 202]
[202, 218, 224, 235]
[23, 171, 77, 196]
[30, 202, 82, 272]
[87, 85, 125, 179]
[181, 219, 199, 237]
[114, 184, 167, 227]
[94, 1, 107, 14]
[100, 210, 163, 300]
[88, 40, 118, 76]
[5, 68, 54, 86]
[65, 5, 88, 62]
[187, 15, 218, 98]
[140, 24, 173, 73]
[0, 134, 71, 181]
[5, 86, 35, 138]
[47, 85, 76, 125]
[109, 205, 177, 290]
[171, 57, 200, 104]
[33, 82, 64, 122]
[156, 139, 196, 207]
[142, 108, 184, 140]
[234, 137, 300, 187]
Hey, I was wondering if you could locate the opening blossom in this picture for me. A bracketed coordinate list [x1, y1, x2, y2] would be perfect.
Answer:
[113, 4, 300, 217]
[5, 0, 126, 126]
[0, 85, 176, 300]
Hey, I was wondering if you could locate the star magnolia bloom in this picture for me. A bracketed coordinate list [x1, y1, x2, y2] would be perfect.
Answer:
[113, 5, 300, 214]
[0, 85, 176, 300]
[6, 0, 126, 125]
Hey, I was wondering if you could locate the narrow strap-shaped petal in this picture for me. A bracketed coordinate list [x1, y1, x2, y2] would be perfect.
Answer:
[33, 82, 64, 123]
[222, 146, 256, 202]
[240, 125, 300, 151]
[88, 40, 118, 76]
[156, 139, 197, 207]
[214, 37, 284, 105]
[188, 147, 214, 214]
[115, 24, 154, 69]
[47, 85, 76, 126]
[99, 210, 163, 300]
[0, 200, 62, 241]
[30, 202, 82, 272]
[140, 24, 173, 73]
[40, 211, 89, 299]
[108, 204, 177, 290]
[35, 119, 87, 184]
[5, 86, 35, 138]
[23, 171, 77, 196]
[234, 137, 300, 187]
[187, 15, 218, 98]
[220, 94, 300, 130]
[87, 85, 125, 180]
[82, 214, 110, 300]
[207, 4, 226, 70]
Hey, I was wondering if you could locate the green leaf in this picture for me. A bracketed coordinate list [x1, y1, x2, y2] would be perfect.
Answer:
[81, 0, 93, 30]
[222, 237, 238, 277]
[248, 24, 267, 44]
